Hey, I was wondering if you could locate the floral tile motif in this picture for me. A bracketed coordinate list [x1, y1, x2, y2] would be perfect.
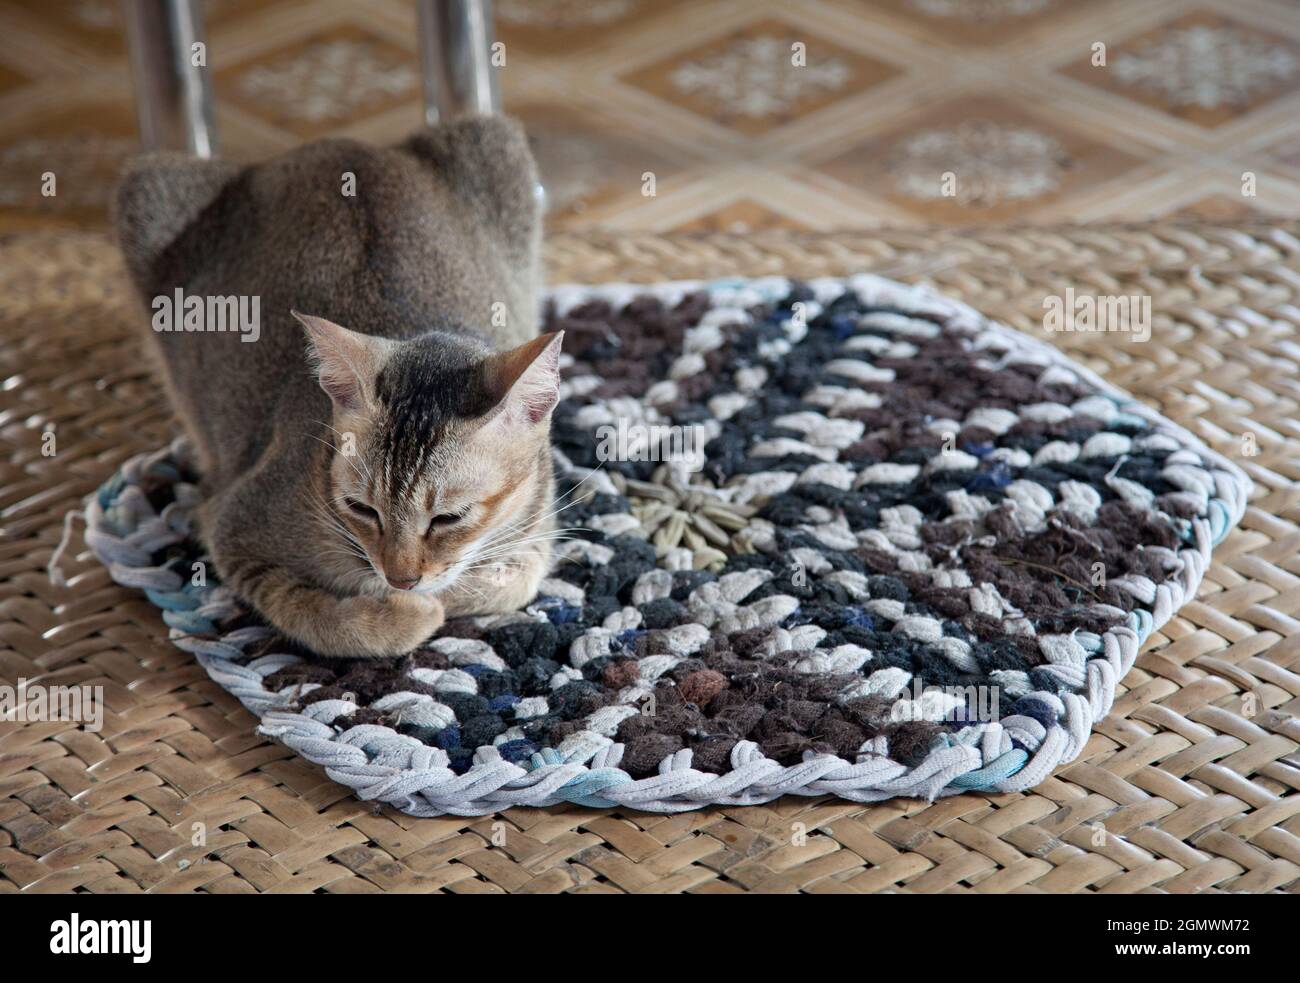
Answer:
[813, 95, 1147, 222]
[516, 103, 686, 224]
[215, 25, 418, 139]
[3, 0, 1298, 233]
[1060, 12, 1300, 128]
[620, 18, 900, 137]
[892, 123, 1069, 206]
[495, 0, 688, 55]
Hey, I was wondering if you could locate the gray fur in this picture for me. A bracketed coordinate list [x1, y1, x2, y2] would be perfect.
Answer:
[114, 116, 553, 657]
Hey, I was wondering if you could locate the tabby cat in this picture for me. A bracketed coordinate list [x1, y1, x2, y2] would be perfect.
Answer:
[114, 116, 560, 657]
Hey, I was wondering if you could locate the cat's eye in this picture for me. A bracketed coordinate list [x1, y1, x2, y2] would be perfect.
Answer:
[427, 512, 464, 534]
[345, 498, 380, 524]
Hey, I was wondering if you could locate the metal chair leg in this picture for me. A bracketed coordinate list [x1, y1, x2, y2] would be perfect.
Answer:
[416, 0, 500, 125]
[123, 0, 504, 154]
[123, 0, 217, 157]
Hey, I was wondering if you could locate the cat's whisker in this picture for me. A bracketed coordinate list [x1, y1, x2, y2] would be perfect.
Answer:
[332, 564, 384, 590]
[507, 467, 605, 530]
[311, 508, 367, 552]
[315, 548, 372, 565]
[466, 553, 552, 582]
[469, 528, 578, 562]
[304, 487, 383, 588]
[310, 418, 375, 483]
[473, 466, 603, 549]
[303, 431, 370, 488]
[460, 543, 574, 578]
[467, 507, 579, 561]
[472, 532, 570, 557]
[448, 582, 487, 603]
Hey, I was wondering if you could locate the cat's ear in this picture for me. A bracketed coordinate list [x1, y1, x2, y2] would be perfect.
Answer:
[292, 311, 382, 412]
[486, 331, 563, 425]
[113, 153, 239, 285]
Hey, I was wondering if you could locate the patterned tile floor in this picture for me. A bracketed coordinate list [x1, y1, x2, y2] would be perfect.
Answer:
[1, 0, 1299, 232]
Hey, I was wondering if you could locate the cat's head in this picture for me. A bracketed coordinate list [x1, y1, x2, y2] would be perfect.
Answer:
[293, 311, 562, 594]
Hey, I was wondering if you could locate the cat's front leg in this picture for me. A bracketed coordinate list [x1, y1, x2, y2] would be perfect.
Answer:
[220, 556, 445, 658]
[440, 547, 550, 618]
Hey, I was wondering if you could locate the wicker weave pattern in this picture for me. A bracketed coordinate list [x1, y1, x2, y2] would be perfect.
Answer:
[2, 224, 1297, 893]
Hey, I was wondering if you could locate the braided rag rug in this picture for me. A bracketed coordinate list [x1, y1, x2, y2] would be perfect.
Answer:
[80, 274, 1250, 817]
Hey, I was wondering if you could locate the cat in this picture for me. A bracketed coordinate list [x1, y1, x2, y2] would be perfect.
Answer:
[113, 115, 561, 658]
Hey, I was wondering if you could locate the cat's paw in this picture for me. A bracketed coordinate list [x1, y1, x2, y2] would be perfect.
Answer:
[385, 591, 447, 648]
[339, 591, 445, 658]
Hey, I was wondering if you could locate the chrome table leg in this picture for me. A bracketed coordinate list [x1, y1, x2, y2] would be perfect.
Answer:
[416, 0, 500, 125]
[122, 0, 217, 156]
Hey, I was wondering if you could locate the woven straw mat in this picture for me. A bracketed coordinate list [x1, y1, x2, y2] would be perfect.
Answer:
[1, 223, 1297, 894]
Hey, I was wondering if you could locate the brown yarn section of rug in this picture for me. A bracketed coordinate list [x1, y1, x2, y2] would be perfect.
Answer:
[1, 224, 1297, 894]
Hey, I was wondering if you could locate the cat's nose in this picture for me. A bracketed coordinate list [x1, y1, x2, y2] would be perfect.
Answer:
[385, 574, 420, 591]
